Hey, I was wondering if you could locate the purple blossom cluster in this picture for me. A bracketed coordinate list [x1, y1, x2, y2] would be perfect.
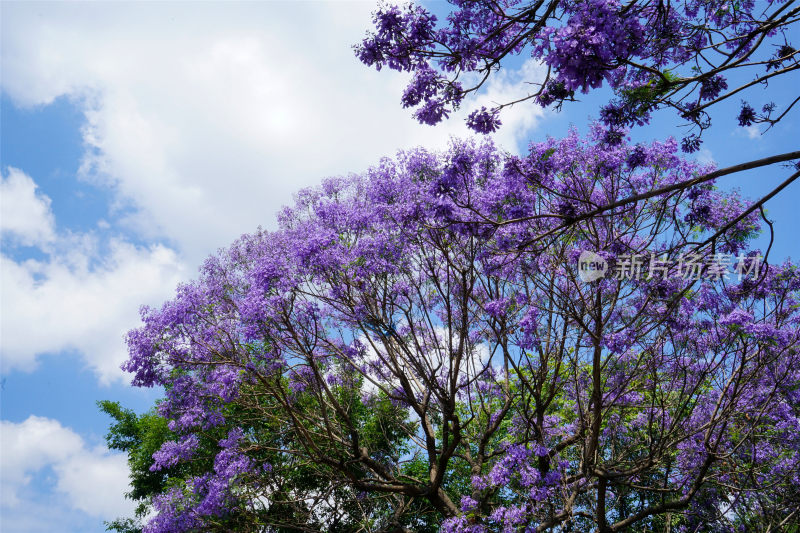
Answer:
[144, 429, 254, 533]
[356, 0, 798, 142]
[538, 0, 643, 94]
[150, 434, 199, 471]
[466, 106, 502, 134]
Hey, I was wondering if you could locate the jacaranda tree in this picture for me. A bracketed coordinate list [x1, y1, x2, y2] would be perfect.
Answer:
[115, 127, 800, 532]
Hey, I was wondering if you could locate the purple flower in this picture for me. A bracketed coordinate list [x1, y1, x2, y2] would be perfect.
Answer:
[414, 98, 449, 125]
[719, 308, 754, 328]
[460, 495, 479, 512]
[151, 435, 199, 471]
[681, 134, 702, 153]
[699, 75, 728, 101]
[738, 102, 756, 126]
[466, 107, 502, 134]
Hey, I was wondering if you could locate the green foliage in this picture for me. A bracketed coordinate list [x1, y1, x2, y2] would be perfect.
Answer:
[98, 378, 471, 532]
[98, 400, 173, 532]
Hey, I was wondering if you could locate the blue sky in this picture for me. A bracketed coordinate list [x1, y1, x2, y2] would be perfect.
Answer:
[1, 2, 798, 532]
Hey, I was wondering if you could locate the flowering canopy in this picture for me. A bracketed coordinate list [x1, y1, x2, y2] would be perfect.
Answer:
[356, 0, 799, 150]
[122, 129, 800, 532]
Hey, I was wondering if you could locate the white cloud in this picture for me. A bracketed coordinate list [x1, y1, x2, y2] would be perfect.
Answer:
[1, 167, 56, 247]
[732, 124, 762, 141]
[1, 237, 185, 383]
[743, 125, 761, 139]
[0, 169, 186, 384]
[0, 417, 83, 508]
[0, 416, 134, 521]
[471, 59, 548, 148]
[1, 2, 546, 266]
[696, 147, 716, 166]
[55, 445, 132, 518]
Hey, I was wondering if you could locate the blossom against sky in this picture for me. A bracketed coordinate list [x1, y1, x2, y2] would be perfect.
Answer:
[0, 2, 797, 532]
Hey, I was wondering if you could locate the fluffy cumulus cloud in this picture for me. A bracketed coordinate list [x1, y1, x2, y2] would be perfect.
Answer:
[1, 234, 185, 383]
[0, 150, 185, 383]
[1, 2, 546, 265]
[0, 167, 185, 382]
[0, 168, 185, 383]
[1, 167, 56, 246]
[0, 416, 134, 530]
